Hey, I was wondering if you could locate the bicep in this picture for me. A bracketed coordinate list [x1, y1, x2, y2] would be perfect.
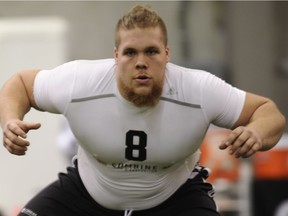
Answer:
[232, 92, 270, 128]
[19, 69, 41, 110]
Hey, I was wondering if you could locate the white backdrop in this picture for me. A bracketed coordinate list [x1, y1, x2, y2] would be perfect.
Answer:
[0, 17, 69, 216]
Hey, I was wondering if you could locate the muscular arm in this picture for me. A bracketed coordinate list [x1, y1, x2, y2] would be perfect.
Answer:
[0, 70, 41, 155]
[219, 92, 286, 158]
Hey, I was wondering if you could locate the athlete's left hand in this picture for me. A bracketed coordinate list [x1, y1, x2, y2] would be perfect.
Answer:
[219, 126, 263, 158]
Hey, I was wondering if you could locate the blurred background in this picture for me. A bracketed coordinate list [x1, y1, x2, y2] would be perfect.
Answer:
[0, 1, 287, 216]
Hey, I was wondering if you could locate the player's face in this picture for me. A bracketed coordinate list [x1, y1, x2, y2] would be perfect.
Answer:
[114, 26, 170, 107]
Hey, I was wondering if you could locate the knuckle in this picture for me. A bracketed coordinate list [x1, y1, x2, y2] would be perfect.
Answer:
[237, 137, 246, 144]
[3, 129, 10, 137]
[6, 122, 16, 130]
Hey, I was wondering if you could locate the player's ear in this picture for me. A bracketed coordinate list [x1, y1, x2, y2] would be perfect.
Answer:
[166, 47, 170, 63]
[114, 47, 118, 63]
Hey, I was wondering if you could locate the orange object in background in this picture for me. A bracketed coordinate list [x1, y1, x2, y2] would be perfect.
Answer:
[253, 150, 288, 180]
[252, 134, 288, 180]
[252, 135, 288, 180]
[199, 128, 240, 183]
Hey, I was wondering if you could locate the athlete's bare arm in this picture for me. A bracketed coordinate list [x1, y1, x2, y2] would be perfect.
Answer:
[0, 70, 41, 155]
[219, 92, 286, 158]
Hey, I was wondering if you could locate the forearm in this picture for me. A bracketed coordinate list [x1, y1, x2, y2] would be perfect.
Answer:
[246, 100, 286, 151]
[223, 93, 287, 158]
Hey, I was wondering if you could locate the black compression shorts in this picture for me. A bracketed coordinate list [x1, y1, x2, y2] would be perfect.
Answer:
[18, 161, 220, 216]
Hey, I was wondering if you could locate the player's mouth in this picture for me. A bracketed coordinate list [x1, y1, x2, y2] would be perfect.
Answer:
[135, 75, 151, 84]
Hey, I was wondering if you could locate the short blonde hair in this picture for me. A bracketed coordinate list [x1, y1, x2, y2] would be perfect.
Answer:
[115, 5, 168, 48]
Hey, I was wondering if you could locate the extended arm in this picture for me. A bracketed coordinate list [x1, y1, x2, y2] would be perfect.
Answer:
[219, 92, 286, 158]
[0, 70, 41, 155]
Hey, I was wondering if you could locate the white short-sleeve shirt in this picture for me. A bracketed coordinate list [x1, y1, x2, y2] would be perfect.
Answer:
[34, 58, 245, 210]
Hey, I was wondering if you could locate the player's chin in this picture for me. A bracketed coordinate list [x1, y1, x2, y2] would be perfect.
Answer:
[134, 86, 153, 95]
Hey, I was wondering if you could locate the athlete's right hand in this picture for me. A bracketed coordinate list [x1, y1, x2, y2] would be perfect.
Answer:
[2, 120, 41, 156]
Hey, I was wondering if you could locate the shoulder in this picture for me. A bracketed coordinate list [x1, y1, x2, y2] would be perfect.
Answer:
[71, 58, 115, 74]
[166, 63, 212, 79]
[164, 62, 238, 104]
[166, 62, 216, 88]
[72, 58, 115, 83]
[163, 63, 215, 105]
[37, 58, 115, 77]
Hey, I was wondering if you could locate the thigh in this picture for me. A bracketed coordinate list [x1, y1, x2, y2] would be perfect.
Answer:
[18, 166, 115, 216]
[137, 166, 220, 216]
[18, 180, 77, 216]
[136, 184, 220, 216]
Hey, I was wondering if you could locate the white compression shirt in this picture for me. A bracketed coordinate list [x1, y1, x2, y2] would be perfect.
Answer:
[34, 58, 245, 210]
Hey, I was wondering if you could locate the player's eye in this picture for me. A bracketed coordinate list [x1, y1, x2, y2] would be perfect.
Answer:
[123, 48, 136, 57]
[146, 47, 159, 56]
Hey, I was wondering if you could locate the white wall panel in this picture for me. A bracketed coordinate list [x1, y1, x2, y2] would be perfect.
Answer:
[0, 17, 68, 216]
